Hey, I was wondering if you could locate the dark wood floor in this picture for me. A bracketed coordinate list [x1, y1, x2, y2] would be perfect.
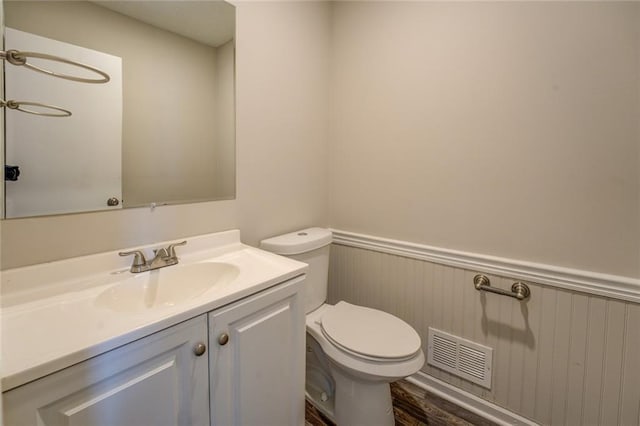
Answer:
[305, 379, 498, 426]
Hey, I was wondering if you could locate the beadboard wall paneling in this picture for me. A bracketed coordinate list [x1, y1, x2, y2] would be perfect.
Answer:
[328, 244, 640, 426]
[331, 230, 640, 303]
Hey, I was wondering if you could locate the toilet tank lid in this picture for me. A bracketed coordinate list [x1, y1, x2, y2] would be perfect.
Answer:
[260, 228, 332, 255]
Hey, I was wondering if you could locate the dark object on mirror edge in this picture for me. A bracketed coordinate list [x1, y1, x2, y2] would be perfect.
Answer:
[5, 165, 20, 181]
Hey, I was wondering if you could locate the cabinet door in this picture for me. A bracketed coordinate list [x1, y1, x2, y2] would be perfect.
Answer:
[3, 315, 209, 426]
[209, 277, 305, 426]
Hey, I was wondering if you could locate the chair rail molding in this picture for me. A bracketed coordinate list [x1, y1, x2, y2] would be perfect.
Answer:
[330, 229, 640, 304]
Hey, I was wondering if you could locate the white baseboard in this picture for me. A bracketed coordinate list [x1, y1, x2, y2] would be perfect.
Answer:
[406, 372, 540, 426]
[331, 229, 640, 303]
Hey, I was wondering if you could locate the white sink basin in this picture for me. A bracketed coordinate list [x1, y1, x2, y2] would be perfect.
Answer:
[95, 262, 240, 313]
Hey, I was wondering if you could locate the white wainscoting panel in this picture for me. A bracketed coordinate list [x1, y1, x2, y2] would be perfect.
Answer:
[328, 242, 640, 426]
[330, 230, 640, 304]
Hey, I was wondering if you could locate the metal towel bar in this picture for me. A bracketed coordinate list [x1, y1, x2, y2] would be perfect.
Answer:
[473, 274, 531, 301]
[1, 49, 110, 83]
[0, 99, 72, 117]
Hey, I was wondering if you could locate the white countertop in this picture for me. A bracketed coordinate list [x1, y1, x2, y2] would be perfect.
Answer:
[1, 230, 307, 391]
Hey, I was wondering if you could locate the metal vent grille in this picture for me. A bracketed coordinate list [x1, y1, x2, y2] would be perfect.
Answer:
[431, 333, 457, 369]
[427, 328, 493, 389]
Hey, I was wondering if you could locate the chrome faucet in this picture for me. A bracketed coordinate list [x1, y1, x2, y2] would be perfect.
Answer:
[119, 240, 187, 273]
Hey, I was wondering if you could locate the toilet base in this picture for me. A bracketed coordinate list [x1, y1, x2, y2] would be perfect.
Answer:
[305, 389, 335, 422]
[306, 332, 396, 426]
[331, 366, 395, 426]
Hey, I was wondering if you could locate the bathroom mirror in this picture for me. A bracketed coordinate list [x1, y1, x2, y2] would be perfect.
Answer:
[2, 0, 235, 218]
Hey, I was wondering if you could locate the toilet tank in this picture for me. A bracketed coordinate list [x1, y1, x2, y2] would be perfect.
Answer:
[260, 228, 332, 313]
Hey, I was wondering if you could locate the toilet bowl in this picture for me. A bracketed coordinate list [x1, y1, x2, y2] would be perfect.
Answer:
[306, 302, 424, 425]
[260, 228, 425, 426]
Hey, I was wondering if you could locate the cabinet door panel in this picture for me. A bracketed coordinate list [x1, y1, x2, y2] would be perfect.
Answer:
[4, 316, 209, 426]
[38, 357, 180, 426]
[209, 277, 305, 426]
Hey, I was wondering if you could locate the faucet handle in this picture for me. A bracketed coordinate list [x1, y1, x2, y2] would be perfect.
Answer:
[119, 250, 148, 272]
[167, 240, 187, 259]
[153, 247, 170, 258]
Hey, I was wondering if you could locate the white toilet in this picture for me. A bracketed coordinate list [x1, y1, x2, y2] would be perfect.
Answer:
[260, 228, 425, 426]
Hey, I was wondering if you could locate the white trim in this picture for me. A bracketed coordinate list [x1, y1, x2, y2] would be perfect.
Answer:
[330, 229, 640, 304]
[406, 372, 540, 426]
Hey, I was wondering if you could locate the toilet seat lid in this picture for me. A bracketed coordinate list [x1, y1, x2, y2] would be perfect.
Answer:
[320, 302, 421, 360]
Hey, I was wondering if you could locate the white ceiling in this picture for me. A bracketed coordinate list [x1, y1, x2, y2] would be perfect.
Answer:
[93, 1, 235, 47]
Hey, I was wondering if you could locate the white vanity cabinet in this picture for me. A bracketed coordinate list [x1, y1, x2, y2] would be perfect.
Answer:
[3, 315, 210, 426]
[3, 276, 305, 426]
[209, 277, 305, 426]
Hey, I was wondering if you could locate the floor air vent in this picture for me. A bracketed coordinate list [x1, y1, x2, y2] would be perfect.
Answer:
[427, 328, 493, 389]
